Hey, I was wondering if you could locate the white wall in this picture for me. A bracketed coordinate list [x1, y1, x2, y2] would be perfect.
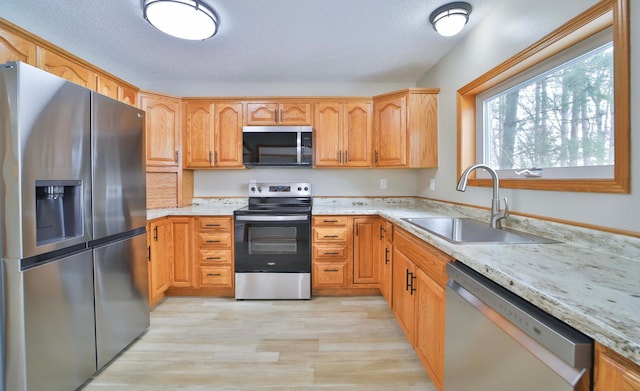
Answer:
[416, 0, 639, 234]
[194, 169, 418, 197]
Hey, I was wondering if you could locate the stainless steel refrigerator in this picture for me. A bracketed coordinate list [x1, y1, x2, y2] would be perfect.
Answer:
[0, 62, 149, 391]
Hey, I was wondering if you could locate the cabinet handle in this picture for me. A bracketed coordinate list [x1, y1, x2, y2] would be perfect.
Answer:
[323, 235, 339, 238]
[379, 225, 385, 240]
[206, 240, 221, 243]
[206, 273, 222, 277]
[208, 151, 212, 164]
[147, 246, 151, 261]
[214, 151, 218, 164]
[384, 248, 390, 264]
[175, 150, 179, 163]
[410, 272, 417, 295]
[405, 269, 410, 291]
[324, 252, 340, 255]
[345, 150, 348, 163]
[374, 150, 378, 163]
[324, 269, 339, 272]
[279, 108, 282, 123]
[323, 219, 338, 223]
[206, 256, 222, 260]
[355, 222, 359, 236]
[153, 226, 158, 241]
[338, 150, 342, 164]
[205, 224, 221, 227]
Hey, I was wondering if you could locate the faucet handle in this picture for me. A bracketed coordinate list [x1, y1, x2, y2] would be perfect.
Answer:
[502, 197, 509, 218]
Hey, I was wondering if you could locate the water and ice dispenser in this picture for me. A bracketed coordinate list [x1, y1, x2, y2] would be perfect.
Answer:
[35, 180, 84, 246]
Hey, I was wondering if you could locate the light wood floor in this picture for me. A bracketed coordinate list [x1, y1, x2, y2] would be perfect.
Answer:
[82, 296, 436, 390]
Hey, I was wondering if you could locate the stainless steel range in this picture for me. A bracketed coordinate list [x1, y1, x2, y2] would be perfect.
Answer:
[234, 182, 312, 300]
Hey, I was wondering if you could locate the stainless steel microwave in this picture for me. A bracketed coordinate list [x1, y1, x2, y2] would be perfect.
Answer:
[242, 126, 313, 167]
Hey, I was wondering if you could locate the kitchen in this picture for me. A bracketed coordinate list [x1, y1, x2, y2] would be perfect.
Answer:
[0, 0, 639, 390]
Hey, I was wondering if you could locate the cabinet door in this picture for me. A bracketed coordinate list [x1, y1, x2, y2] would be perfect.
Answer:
[169, 217, 193, 288]
[344, 102, 373, 167]
[245, 102, 278, 125]
[380, 220, 393, 309]
[595, 344, 640, 391]
[95, 74, 118, 99]
[353, 216, 379, 285]
[37, 48, 95, 89]
[415, 267, 445, 391]
[280, 103, 312, 125]
[149, 219, 171, 306]
[184, 101, 214, 168]
[140, 93, 181, 167]
[214, 103, 244, 167]
[118, 85, 138, 107]
[314, 102, 343, 167]
[374, 95, 407, 167]
[0, 26, 37, 65]
[392, 248, 416, 344]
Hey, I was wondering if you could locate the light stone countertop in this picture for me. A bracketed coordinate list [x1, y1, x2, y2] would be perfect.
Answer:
[148, 196, 640, 366]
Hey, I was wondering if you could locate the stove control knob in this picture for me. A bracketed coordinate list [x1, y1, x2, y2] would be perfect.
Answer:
[257, 187, 262, 193]
[304, 186, 309, 191]
[250, 187, 256, 192]
[298, 187, 302, 191]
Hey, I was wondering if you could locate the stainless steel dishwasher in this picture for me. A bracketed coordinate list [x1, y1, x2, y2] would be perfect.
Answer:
[445, 261, 593, 391]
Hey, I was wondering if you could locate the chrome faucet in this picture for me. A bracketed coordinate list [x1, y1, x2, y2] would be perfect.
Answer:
[456, 164, 509, 229]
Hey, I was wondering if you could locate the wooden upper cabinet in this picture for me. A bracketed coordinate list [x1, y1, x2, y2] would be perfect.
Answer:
[139, 92, 182, 167]
[314, 101, 372, 168]
[374, 95, 407, 167]
[95, 74, 118, 100]
[118, 85, 138, 107]
[37, 48, 95, 90]
[184, 101, 243, 169]
[245, 101, 312, 125]
[184, 101, 215, 168]
[214, 103, 243, 168]
[344, 102, 373, 167]
[373, 89, 439, 168]
[0, 25, 37, 65]
[314, 102, 343, 167]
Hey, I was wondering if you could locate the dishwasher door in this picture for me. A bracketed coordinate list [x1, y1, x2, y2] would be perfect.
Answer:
[444, 261, 592, 391]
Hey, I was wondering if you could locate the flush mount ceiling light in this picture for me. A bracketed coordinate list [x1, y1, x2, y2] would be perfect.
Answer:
[143, 0, 218, 41]
[429, 2, 472, 37]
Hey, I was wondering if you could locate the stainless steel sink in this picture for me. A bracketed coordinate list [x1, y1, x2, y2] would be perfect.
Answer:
[402, 217, 561, 244]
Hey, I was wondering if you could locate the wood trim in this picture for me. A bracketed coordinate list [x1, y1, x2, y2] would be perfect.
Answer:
[456, 0, 630, 193]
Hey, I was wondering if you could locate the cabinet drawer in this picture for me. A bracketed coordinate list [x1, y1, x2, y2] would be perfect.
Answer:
[199, 249, 232, 264]
[198, 217, 232, 231]
[313, 244, 349, 260]
[313, 262, 348, 287]
[197, 232, 232, 247]
[200, 266, 233, 287]
[313, 227, 348, 242]
[313, 216, 349, 226]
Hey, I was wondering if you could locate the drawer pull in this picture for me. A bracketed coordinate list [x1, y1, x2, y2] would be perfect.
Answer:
[206, 240, 221, 243]
[323, 235, 339, 238]
[205, 224, 221, 227]
[206, 257, 222, 260]
[323, 252, 340, 255]
[323, 219, 338, 223]
[206, 273, 222, 277]
[324, 269, 339, 272]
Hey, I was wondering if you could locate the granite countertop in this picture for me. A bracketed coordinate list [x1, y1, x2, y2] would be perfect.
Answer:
[148, 197, 640, 366]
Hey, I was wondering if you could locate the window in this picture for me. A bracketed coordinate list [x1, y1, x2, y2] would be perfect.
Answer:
[457, 0, 629, 193]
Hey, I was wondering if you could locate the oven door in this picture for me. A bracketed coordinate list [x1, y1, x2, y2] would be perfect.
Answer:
[234, 214, 311, 273]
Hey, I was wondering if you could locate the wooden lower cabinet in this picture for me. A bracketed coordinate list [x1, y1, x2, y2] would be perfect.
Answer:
[352, 216, 380, 285]
[393, 228, 450, 391]
[595, 343, 640, 391]
[169, 217, 194, 288]
[312, 216, 352, 291]
[195, 216, 234, 289]
[148, 218, 171, 307]
[379, 220, 393, 308]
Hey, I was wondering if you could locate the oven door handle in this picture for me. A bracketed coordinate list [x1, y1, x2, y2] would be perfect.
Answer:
[235, 215, 310, 222]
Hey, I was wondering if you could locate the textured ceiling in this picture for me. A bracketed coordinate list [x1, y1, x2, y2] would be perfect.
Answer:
[0, 0, 495, 91]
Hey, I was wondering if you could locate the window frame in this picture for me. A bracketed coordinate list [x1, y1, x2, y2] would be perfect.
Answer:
[457, 0, 629, 193]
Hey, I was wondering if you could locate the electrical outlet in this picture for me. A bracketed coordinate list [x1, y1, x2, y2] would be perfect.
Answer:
[380, 178, 387, 189]
[429, 178, 436, 191]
